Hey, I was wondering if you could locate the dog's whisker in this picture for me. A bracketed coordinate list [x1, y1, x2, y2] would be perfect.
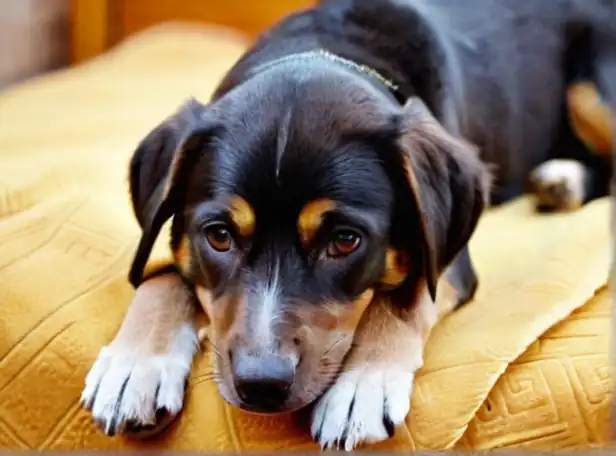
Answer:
[322, 334, 352, 358]
[192, 373, 224, 383]
[205, 341, 226, 359]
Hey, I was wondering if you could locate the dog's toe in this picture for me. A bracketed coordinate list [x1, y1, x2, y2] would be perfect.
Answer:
[530, 159, 589, 212]
[82, 347, 189, 437]
[311, 367, 413, 451]
[81, 327, 196, 437]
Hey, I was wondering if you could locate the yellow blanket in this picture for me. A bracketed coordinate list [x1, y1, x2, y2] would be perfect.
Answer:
[0, 25, 611, 451]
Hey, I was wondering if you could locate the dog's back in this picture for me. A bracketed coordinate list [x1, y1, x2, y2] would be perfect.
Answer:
[217, 0, 611, 200]
[396, 0, 610, 195]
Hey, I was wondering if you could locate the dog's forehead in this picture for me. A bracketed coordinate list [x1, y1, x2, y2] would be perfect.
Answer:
[199, 78, 398, 215]
[220, 73, 397, 138]
[214, 120, 392, 215]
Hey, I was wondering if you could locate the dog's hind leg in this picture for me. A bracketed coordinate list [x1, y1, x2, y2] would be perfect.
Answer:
[529, 86, 611, 212]
[529, 13, 614, 213]
[591, 9, 616, 180]
[529, 85, 612, 212]
[529, 157, 606, 212]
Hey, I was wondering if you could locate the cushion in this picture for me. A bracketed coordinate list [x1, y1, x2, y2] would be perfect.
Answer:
[0, 24, 611, 451]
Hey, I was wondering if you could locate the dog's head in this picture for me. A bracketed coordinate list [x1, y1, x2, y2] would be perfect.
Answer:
[128, 66, 489, 414]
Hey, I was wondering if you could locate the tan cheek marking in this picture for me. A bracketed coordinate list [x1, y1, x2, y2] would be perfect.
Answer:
[196, 285, 242, 342]
[343, 288, 375, 330]
[310, 288, 375, 331]
[229, 195, 255, 237]
[379, 248, 410, 287]
[172, 234, 192, 275]
[297, 198, 335, 244]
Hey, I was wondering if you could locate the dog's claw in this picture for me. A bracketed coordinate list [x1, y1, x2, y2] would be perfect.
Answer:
[383, 414, 395, 438]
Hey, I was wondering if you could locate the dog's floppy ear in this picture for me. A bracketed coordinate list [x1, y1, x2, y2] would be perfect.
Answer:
[395, 97, 491, 301]
[128, 98, 216, 288]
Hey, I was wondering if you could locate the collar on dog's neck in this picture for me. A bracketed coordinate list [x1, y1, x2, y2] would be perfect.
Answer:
[248, 49, 403, 101]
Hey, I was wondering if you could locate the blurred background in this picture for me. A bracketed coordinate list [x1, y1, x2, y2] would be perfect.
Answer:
[0, 0, 613, 452]
[0, 0, 314, 90]
[0, 0, 69, 89]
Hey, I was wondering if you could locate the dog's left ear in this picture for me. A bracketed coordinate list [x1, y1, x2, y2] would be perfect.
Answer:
[394, 97, 491, 301]
[128, 99, 218, 288]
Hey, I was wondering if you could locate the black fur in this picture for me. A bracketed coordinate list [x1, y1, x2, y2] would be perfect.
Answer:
[129, 0, 615, 317]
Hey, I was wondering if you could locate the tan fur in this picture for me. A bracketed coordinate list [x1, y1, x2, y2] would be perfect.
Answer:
[379, 248, 409, 287]
[349, 290, 433, 366]
[194, 282, 375, 412]
[318, 283, 446, 370]
[311, 282, 441, 449]
[567, 82, 613, 159]
[110, 273, 198, 353]
[297, 198, 335, 244]
[229, 195, 256, 237]
[80, 273, 200, 436]
[173, 235, 193, 276]
[298, 288, 375, 332]
[195, 286, 237, 342]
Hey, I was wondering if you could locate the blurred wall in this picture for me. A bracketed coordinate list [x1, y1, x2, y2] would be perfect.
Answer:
[0, 0, 69, 90]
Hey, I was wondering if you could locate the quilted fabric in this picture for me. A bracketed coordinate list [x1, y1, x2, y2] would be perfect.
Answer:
[0, 24, 611, 451]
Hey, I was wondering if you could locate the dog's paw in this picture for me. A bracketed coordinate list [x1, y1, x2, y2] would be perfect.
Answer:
[530, 159, 588, 212]
[80, 324, 198, 438]
[311, 366, 414, 451]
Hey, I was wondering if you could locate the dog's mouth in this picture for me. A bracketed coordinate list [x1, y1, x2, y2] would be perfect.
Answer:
[214, 367, 337, 415]
[236, 398, 300, 415]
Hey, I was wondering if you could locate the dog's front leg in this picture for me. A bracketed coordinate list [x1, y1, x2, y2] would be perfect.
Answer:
[311, 284, 446, 451]
[81, 272, 200, 437]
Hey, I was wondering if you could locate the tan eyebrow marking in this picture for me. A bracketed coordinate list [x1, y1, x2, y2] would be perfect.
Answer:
[297, 198, 335, 244]
[229, 195, 255, 237]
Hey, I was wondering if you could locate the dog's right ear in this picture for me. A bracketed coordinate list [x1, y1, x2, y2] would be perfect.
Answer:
[128, 98, 217, 288]
[391, 98, 491, 302]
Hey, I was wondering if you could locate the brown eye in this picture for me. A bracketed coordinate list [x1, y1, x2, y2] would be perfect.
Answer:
[327, 229, 361, 257]
[204, 224, 233, 252]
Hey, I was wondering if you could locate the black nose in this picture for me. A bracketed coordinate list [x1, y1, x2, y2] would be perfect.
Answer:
[232, 353, 295, 412]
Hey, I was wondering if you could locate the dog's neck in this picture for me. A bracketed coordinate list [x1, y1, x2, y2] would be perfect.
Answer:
[245, 49, 406, 103]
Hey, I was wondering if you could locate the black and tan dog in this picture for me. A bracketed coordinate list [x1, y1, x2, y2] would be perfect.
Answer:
[80, 0, 615, 450]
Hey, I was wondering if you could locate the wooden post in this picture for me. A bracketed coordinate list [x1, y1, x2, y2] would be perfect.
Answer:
[70, 0, 122, 64]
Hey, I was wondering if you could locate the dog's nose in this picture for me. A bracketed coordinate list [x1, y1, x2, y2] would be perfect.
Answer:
[232, 353, 295, 412]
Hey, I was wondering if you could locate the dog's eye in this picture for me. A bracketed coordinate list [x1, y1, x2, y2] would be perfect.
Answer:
[327, 229, 361, 257]
[204, 224, 233, 252]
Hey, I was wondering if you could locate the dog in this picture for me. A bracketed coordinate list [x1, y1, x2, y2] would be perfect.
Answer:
[80, 0, 614, 450]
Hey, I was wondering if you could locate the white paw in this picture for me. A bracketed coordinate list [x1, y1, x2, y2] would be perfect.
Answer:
[311, 366, 414, 451]
[530, 159, 588, 211]
[80, 324, 198, 437]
